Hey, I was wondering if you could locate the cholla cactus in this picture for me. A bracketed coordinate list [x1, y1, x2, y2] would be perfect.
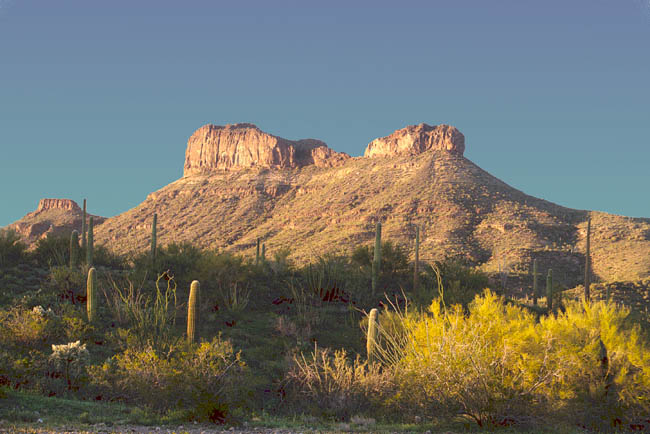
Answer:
[49, 340, 89, 390]
[32, 305, 52, 316]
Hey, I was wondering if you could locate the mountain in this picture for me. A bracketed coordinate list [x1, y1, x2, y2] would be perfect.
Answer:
[5, 199, 105, 245]
[83, 122, 649, 288]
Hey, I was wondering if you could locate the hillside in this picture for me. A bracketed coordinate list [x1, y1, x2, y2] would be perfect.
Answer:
[5, 199, 105, 246]
[83, 122, 649, 287]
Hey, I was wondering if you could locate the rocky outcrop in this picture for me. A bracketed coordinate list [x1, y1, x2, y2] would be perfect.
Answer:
[364, 123, 465, 158]
[183, 123, 350, 176]
[32, 198, 81, 215]
[6, 198, 105, 245]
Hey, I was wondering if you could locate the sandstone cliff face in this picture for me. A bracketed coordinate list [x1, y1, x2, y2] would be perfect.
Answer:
[183, 123, 350, 176]
[364, 123, 465, 158]
[32, 198, 81, 215]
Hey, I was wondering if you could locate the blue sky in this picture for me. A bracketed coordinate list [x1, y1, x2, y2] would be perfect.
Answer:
[1, 0, 649, 226]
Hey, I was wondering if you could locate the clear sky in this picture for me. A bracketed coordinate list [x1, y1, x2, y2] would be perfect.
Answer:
[1, 0, 649, 226]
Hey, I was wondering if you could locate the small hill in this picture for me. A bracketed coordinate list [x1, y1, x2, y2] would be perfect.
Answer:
[5, 199, 105, 245]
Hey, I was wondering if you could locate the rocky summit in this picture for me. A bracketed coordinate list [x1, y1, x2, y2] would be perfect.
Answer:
[6, 199, 105, 245]
[364, 123, 465, 158]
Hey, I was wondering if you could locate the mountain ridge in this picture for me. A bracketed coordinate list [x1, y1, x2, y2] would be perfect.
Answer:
[5, 123, 649, 287]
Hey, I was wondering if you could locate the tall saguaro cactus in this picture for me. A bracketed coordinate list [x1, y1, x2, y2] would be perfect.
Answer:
[584, 217, 592, 301]
[532, 259, 539, 306]
[86, 217, 94, 267]
[413, 225, 420, 293]
[256, 238, 260, 265]
[187, 280, 200, 343]
[81, 199, 87, 251]
[261, 243, 266, 263]
[86, 267, 97, 322]
[367, 308, 379, 363]
[372, 222, 382, 296]
[151, 213, 158, 272]
[70, 230, 79, 268]
[546, 269, 553, 313]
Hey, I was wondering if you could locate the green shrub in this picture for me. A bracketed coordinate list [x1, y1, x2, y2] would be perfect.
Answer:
[419, 258, 488, 307]
[33, 233, 70, 268]
[88, 336, 246, 422]
[351, 241, 409, 277]
[48, 266, 86, 304]
[0, 229, 27, 268]
[0, 307, 62, 350]
[105, 272, 179, 351]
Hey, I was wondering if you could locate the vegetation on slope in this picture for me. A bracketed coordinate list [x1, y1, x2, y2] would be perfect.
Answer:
[1, 228, 650, 432]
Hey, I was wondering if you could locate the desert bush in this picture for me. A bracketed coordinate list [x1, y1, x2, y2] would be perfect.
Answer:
[0, 348, 48, 391]
[351, 241, 409, 277]
[48, 266, 86, 304]
[0, 229, 27, 268]
[0, 306, 63, 350]
[88, 336, 246, 422]
[32, 233, 70, 268]
[92, 244, 127, 269]
[419, 258, 488, 307]
[538, 300, 650, 428]
[377, 290, 650, 428]
[286, 346, 392, 420]
[104, 272, 179, 351]
[144, 242, 203, 284]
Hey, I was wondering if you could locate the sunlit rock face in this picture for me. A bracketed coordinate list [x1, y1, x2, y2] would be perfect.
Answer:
[183, 123, 349, 176]
[364, 123, 465, 158]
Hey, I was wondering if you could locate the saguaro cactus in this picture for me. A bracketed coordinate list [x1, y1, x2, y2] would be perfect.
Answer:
[151, 213, 158, 272]
[546, 269, 553, 312]
[532, 259, 539, 306]
[86, 267, 97, 322]
[413, 225, 420, 293]
[86, 217, 94, 267]
[261, 243, 266, 263]
[81, 199, 87, 251]
[187, 280, 200, 343]
[584, 217, 592, 301]
[372, 222, 382, 296]
[256, 238, 260, 265]
[70, 230, 79, 268]
[367, 308, 379, 363]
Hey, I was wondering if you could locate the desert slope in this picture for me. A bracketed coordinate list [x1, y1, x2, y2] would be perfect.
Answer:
[88, 122, 649, 286]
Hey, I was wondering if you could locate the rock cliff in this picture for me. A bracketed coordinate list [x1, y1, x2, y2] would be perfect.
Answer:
[364, 123, 465, 158]
[32, 198, 81, 215]
[6, 199, 105, 245]
[183, 123, 349, 176]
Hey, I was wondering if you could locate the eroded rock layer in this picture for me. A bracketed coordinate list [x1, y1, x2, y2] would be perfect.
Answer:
[183, 123, 349, 175]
